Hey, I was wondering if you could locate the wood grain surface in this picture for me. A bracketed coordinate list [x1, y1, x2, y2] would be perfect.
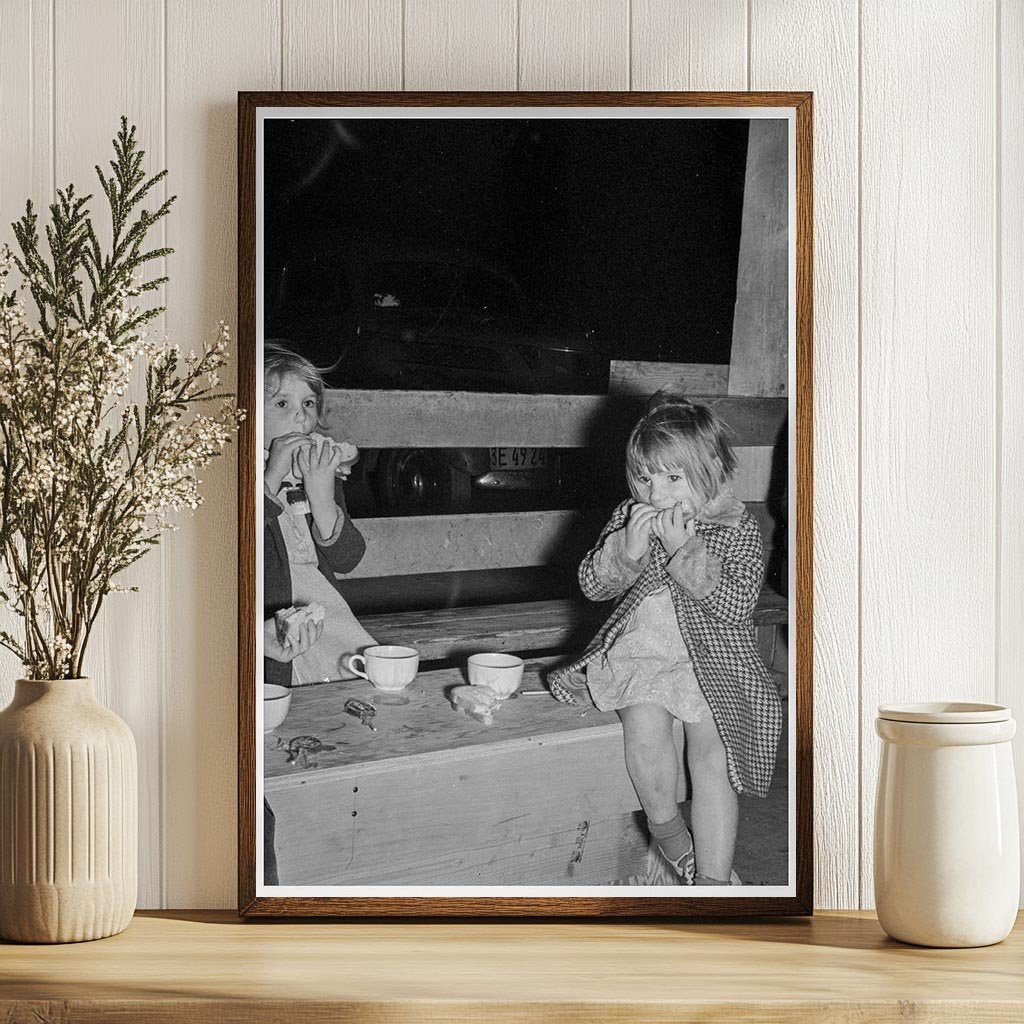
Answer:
[1, 911, 1022, 1023]
[751, 0, 860, 913]
[283, 0, 402, 92]
[322, 390, 788, 448]
[264, 661, 619, 781]
[630, 0, 747, 92]
[268, 718, 651, 886]
[52, 0, 167, 911]
[858, 1, 996, 909]
[171, 0, 280, 910]
[354, 590, 787, 663]
[608, 360, 730, 396]
[404, 0, 517, 91]
[519, 0, 629, 91]
[1001, 0, 1024, 888]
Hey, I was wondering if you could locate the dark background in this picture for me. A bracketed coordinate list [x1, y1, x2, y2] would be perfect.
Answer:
[263, 116, 749, 367]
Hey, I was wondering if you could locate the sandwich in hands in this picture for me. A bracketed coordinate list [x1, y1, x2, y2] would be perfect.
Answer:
[309, 432, 359, 469]
[274, 602, 326, 647]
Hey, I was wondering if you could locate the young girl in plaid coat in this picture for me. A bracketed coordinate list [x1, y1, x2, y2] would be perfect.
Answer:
[549, 394, 782, 885]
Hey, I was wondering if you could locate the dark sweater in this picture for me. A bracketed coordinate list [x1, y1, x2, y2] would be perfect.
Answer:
[263, 477, 367, 687]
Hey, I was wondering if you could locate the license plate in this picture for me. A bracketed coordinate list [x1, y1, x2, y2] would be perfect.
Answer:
[489, 447, 550, 470]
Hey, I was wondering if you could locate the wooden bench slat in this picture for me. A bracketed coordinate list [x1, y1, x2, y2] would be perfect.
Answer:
[358, 590, 787, 664]
[324, 391, 787, 449]
[360, 599, 606, 661]
[608, 360, 729, 397]
[347, 510, 587, 578]
[349, 501, 782, 579]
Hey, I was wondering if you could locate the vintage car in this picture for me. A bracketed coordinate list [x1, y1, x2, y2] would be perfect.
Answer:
[265, 243, 608, 514]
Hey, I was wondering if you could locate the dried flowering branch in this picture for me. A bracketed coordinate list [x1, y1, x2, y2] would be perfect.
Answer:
[0, 117, 241, 679]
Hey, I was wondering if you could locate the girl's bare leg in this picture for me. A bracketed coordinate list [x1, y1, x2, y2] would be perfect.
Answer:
[684, 708, 738, 881]
[617, 703, 679, 824]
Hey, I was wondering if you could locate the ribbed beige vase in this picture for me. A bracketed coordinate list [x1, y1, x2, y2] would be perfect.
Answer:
[0, 678, 137, 943]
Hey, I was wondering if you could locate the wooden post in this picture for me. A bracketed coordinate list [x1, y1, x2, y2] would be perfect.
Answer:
[729, 119, 789, 398]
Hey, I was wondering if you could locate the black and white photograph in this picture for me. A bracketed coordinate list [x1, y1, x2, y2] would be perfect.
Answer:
[240, 94, 811, 916]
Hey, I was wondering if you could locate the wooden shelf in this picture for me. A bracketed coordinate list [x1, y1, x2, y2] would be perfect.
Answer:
[2, 910, 1022, 1022]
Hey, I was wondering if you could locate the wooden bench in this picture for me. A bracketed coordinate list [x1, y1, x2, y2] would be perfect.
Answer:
[265, 659, 654, 885]
[267, 370, 789, 886]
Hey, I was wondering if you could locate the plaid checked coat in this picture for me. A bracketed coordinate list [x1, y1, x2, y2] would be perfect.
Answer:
[548, 497, 783, 798]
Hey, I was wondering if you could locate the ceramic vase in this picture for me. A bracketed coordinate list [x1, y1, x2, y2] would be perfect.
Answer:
[874, 702, 1020, 948]
[0, 678, 137, 943]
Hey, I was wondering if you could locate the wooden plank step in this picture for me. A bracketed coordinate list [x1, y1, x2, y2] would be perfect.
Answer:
[359, 590, 787, 663]
[361, 598, 608, 661]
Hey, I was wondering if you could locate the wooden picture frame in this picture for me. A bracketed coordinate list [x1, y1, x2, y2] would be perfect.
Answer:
[238, 91, 813, 917]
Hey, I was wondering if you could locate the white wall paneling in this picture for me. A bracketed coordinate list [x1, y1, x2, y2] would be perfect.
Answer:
[0, 0, 52, 239]
[0, 0, 1018, 910]
[1001, 0, 1024, 890]
[518, 0, 629, 91]
[860, 0, 998, 908]
[403, 0, 516, 90]
[0, 2, 54, 697]
[750, 0, 860, 909]
[164, 0, 279, 908]
[630, 0, 746, 91]
[53, 0, 167, 911]
[282, 0, 402, 91]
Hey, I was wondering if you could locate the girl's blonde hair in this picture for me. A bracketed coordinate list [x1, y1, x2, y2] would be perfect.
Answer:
[263, 342, 326, 421]
[625, 391, 737, 504]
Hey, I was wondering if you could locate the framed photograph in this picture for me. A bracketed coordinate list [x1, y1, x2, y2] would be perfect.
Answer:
[238, 91, 812, 916]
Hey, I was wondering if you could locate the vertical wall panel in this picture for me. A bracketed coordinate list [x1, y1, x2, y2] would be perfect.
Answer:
[631, 0, 746, 91]
[860, 1, 997, 908]
[1000, 0, 1024, 900]
[51, 0, 166, 911]
[519, 0, 628, 90]
[0, 1, 54, 704]
[165, 0, 279, 908]
[404, 0, 516, 90]
[283, 0, 402, 90]
[751, 1, 860, 909]
[0, 0, 52, 231]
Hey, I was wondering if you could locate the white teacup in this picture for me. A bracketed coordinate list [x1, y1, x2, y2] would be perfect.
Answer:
[264, 684, 292, 733]
[468, 653, 525, 700]
[345, 645, 419, 692]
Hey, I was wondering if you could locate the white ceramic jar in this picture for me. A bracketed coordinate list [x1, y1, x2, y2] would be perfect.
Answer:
[874, 702, 1019, 947]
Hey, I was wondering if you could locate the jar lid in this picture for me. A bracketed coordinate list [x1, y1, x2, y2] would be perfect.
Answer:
[877, 701, 1011, 724]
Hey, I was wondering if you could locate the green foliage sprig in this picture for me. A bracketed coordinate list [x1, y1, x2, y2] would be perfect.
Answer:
[0, 118, 241, 679]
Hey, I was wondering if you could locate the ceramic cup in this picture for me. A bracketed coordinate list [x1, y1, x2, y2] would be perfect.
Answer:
[468, 653, 525, 700]
[345, 645, 419, 692]
[264, 684, 292, 733]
